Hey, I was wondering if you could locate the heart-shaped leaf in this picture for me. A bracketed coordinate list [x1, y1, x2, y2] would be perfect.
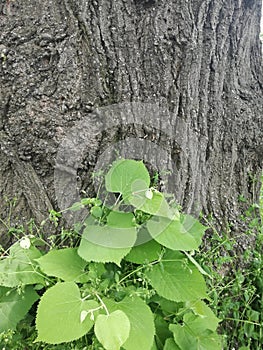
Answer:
[95, 310, 130, 350]
[147, 215, 206, 251]
[78, 214, 137, 266]
[170, 323, 222, 350]
[145, 250, 207, 302]
[105, 159, 150, 201]
[36, 282, 99, 344]
[103, 296, 155, 350]
[36, 248, 88, 283]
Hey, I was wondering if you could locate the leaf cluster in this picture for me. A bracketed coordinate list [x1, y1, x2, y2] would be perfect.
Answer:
[0, 159, 222, 349]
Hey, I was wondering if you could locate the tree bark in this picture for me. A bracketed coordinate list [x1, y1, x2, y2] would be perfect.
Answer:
[0, 0, 262, 250]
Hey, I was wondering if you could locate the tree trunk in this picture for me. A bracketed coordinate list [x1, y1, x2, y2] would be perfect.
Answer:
[0, 0, 262, 250]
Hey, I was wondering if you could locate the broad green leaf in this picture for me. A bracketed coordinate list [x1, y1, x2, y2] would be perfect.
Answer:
[107, 211, 135, 228]
[0, 286, 39, 332]
[104, 296, 155, 350]
[145, 250, 207, 302]
[185, 300, 221, 332]
[78, 223, 136, 266]
[78, 238, 132, 267]
[0, 242, 44, 287]
[95, 310, 130, 350]
[164, 338, 181, 350]
[170, 323, 222, 350]
[36, 282, 99, 344]
[128, 185, 174, 218]
[147, 215, 205, 251]
[81, 222, 137, 249]
[35, 248, 88, 283]
[105, 159, 150, 200]
[125, 237, 162, 264]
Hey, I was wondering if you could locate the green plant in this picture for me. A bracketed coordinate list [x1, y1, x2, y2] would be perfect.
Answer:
[197, 185, 263, 349]
[0, 159, 222, 349]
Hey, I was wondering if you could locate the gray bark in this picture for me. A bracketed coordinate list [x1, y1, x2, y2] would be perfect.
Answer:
[0, 0, 262, 250]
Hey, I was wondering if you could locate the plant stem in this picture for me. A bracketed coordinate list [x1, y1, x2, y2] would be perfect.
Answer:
[95, 293, 109, 316]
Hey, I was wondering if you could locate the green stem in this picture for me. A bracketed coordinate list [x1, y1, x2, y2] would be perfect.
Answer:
[118, 257, 167, 285]
[95, 293, 110, 316]
[118, 265, 146, 285]
[224, 317, 260, 326]
[183, 251, 213, 280]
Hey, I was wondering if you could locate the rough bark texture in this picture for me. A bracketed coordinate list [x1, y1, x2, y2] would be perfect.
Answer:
[0, 0, 262, 249]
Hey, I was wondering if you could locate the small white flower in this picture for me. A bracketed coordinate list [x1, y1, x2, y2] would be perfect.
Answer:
[20, 237, 31, 249]
[80, 310, 88, 323]
[145, 189, 153, 200]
